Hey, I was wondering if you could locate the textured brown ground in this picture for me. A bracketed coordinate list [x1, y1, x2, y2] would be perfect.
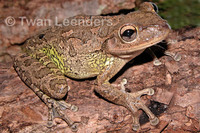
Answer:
[0, 0, 200, 133]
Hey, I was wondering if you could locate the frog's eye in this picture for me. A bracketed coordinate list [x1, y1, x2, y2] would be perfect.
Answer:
[150, 2, 158, 13]
[119, 25, 137, 43]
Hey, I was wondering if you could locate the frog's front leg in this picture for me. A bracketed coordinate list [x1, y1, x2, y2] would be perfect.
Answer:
[13, 53, 78, 131]
[95, 58, 159, 131]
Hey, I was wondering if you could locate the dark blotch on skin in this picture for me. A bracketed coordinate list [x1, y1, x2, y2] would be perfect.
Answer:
[34, 67, 52, 79]
[20, 54, 29, 58]
[49, 78, 68, 95]
[56, 71, 63, 76]
[24, 58, 38, 67]
[46, 62, 57, 69]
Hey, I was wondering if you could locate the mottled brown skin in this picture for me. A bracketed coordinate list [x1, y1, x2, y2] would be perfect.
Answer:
[13, 2, 170, 131]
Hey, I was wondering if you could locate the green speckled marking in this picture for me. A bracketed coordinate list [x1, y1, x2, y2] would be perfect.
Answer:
[87, 52, 114, 72]
[40, 47, 67, 73]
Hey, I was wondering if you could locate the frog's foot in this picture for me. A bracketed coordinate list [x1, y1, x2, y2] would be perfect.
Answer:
[147, 47, 181, 66]
[46, 98, 79, 132]
[30, 85, 79, 131]
[125, 88, 159, 131]
[153, 51, 181, 66]
[119, 79, 159, 129]
[164, 51, 181, 62]
[120, 78, 128, 93]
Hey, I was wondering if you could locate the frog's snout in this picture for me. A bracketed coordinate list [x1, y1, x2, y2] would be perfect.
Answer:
[158, 20, 171, 35]
[163, 23, 171, 35]
[161, 19, 171, 30]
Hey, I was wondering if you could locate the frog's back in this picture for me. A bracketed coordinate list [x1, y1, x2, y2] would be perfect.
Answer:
[23, 15, 116, 55]
[22, 16, 115, 79]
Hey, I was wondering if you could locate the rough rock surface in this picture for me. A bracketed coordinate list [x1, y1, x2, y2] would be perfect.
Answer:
[0, 0, 200, 132]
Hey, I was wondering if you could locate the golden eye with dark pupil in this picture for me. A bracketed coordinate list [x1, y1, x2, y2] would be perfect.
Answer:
[119, 25, 137, 43]
[122, 29, 135, 38]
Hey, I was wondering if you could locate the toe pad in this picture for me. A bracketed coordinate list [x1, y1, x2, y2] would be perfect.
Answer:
[71, 123, 78, 132]
[132, 124, 140, 131]
[147, 88, 154, 95]
[150, 117, 159, 126]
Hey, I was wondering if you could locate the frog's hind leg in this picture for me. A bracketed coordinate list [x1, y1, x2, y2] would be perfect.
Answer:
[13, 53, 78, 132]
[31, 85, 78, 131]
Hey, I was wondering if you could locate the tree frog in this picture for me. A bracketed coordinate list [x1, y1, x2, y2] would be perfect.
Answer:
[14, 2, 171, 131]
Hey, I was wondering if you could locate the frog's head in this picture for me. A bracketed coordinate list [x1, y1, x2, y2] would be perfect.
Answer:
[102, 2, 171, 60]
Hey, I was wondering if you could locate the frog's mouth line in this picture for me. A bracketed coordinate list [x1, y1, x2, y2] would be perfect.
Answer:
[125, 24, 170, 52]
[132, 30, 170, 51]
[117, 28, 170, 59]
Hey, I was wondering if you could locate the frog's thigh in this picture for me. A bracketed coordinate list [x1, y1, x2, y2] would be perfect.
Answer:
[14, 53, 69, 99]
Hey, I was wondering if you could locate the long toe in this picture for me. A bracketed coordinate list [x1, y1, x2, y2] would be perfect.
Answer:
[57, 100, 78, 111]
